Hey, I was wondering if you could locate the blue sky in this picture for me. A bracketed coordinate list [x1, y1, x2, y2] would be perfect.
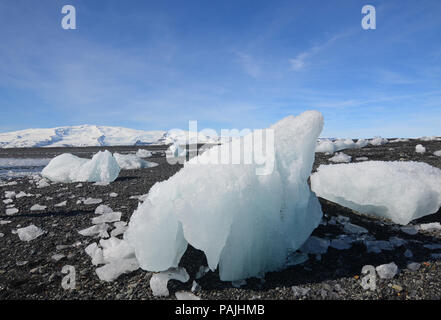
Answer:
[0, 0, 440, 138]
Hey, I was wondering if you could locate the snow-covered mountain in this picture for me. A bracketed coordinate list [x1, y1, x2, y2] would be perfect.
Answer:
[0, 125, 220, 148]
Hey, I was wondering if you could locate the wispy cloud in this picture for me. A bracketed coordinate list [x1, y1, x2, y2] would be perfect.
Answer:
[289, 31, 353, 71]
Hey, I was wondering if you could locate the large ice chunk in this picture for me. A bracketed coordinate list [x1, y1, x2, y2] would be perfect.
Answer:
[311, 161, 441, 225]
[41, 151, 120, 183]
[125, 111, 324, 281]
[113, 153, 158, 170]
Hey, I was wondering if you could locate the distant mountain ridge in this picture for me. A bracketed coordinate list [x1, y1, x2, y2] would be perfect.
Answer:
[0, 124, 220, 148]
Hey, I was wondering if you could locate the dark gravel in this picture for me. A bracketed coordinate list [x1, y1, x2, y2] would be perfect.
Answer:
[0, 139, 441, 300]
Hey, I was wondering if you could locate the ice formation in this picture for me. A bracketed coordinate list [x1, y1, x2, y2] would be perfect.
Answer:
[376, 262, 398, 279]
[415, 144, 426, 154]
[113, 153, 158, 170]
[166, 142, 187, 158]
[41, 151, 120, 183]
[315, 138, 368, 154]
[328, 152, 351, 163]
[300, 236, 330, 255]
[85, 237, 139, 282]
[434, 150, 441, 157]
[17, 225, 45, 242]
[30, 204, 46, 211]
[311, 161, 441, 225]
[150, 268, 190, 297]
[370, 137, 388, 146]
[136, 149, 152, 158]
[91, 212, 121, 224]
[175, 291, 201, 300]
[125, 111, 324, 281]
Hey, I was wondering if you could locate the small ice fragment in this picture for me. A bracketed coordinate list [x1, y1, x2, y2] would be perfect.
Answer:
[404, 249, 413, 258]
[85, 243, 105, 265]
[328, 152, 351, 163]
[114, 153, 158, 170]
[4, 191, 16, 198]
[93, 182, 109, 186]
[110, 221, 128, 237]
[330, 239, 352, 250]
[6, 208, 19, 215]
[365, 240, 394, 253]
[30, 204, 47, 211]
[389, 237, 406, 247]
[423, 243, 441, 250]
[17, 225, 45, 242]
[376, 262, 398, 279]
[370, 137, 388, 146]
[94, 204, 113, 215]
[415, 144, 426, 154]
[136, 149, 152, 158]
[99, 237, 136, 263]
[343, 223, 368, 235]
[55, 201, 67, 207]
[92, 212, 121, 224]
[3, 199, 13, 204]
[51, 254, 66, 262]
[95, 258, 139, 282]
[434, 150, 441, 157]
[191, 280, 200, 293]
[109, 192, 118, 198]
[419, 223, 441, 232]
[401, 225, 419, 235]
[37, 179, 50, 188]
[355, 157, 369, 161]
[15, 191, 32, 198]
[175, 291, 201, 300]
[300, 236, 330, 255]
[83, 198, 103, 205]
[78, 223, 109, 237]
[407, 262, 420, 271]
[150, 268, 190, 297]
[0, 220, 12, 225]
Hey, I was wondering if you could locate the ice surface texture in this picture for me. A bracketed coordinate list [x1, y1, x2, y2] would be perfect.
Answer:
[125, 111, 324, 281]
[311, 161, 441, 225]
[41, 150, 120, 183]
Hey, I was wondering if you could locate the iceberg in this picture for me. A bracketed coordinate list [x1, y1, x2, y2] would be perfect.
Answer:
[41, 151, 120, 183]
[311, 161, 441, 225]
[136, 149, 152, 158]
[124, 111, 324, 281]
[113, 153, 158, 170]
[328, 152, 351, 163]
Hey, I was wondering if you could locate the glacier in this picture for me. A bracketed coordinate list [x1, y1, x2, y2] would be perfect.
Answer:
[311, 161, 441, 225]
[41, 150, 120, 183]
[124, 111, 324, 281]
[0, 124, 220, 148]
